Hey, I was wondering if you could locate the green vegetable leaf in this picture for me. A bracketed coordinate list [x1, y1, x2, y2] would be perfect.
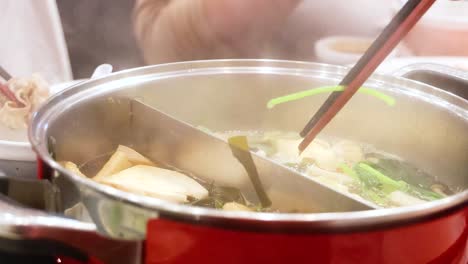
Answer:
[359, 163, 404, 187]
[365, 156, 434, 189]
[355, 161, 444, 202]
[266, 85, 396, 109]
[339, 164, 389, 206]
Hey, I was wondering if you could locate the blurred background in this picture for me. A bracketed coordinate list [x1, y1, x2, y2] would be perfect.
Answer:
[57, 0, 468, 79]
[56, 0, 392, 78]
[2, 0, 468, 82]
[57, 0, 144, 78]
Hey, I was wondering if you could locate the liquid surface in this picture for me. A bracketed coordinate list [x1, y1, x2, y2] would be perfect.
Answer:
[215, 130, 453, 208]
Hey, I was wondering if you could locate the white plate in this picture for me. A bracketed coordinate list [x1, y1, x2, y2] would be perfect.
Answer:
[0, 64, 111, 163]
[0, 79, 85, 161]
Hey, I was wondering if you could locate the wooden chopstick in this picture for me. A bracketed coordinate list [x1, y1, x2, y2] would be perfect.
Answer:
[298, 0, 436, 153]
[0, 66, 12, 81]
[0, 66, 24, 107]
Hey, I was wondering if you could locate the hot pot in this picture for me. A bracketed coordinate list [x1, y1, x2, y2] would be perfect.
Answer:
[0, 60, 467, 264]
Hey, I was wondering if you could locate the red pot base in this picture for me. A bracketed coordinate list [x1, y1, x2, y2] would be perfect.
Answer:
[146, 208, 467, 264]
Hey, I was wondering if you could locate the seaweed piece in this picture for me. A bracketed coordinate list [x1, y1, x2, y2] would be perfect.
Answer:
[228, 136, 272, 207]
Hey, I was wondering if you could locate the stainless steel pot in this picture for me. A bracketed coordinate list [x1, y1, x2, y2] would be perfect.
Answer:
[1, 60, 467, 264]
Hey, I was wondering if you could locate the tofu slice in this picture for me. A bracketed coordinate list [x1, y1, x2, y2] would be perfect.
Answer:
[116, 145, 155, 166]
[94, 150, 133, 180]
[94, 145, 155, 180]
[95, 165, 209, 203]
[63, 161, 88, 178]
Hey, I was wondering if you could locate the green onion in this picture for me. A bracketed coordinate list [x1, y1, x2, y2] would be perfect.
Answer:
[358, 163, 403, 187]
[357, 162, 444, 201]
[266, 85, 395, 109]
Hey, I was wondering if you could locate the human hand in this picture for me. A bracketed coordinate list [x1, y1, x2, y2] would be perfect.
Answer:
[133, 0, 301, 64]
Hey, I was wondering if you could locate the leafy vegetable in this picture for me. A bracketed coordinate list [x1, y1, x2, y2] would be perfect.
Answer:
[338, 164, 384, 206]
[364, 156, 447, 200]
[266, 85, 396, 109]
[353, 162, 444, 202]
[341, 164, 388, 206]
[355, 163, 406, 193]
[365, 156, 434, 189]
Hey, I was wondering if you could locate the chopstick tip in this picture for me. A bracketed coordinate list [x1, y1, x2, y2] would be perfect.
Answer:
[0, 66, 12, 81]
[298, 139, 307, 155]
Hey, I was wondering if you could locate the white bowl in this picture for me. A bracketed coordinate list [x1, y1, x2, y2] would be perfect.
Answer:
[315, 35, 398, 65]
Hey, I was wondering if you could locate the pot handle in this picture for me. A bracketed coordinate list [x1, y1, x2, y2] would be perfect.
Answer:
[392, 63, 468, 99]
[0, 175, 141, 264]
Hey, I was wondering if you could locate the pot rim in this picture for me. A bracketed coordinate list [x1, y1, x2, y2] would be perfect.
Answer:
[29, 59, 468, 232]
